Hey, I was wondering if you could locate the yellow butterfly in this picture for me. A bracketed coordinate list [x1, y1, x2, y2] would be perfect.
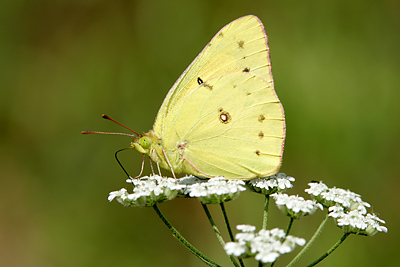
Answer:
[131, 15, 285, 180]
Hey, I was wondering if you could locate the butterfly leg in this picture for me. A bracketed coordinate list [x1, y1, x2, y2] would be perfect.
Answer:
[182, 157, 214, 178]
[148, 156, 155, 176]
[162, 149, 176, 178]
[152, 148, 162, 176]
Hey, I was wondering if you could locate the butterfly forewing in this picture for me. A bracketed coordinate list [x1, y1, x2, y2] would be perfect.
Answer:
[154, 15, 274, 137]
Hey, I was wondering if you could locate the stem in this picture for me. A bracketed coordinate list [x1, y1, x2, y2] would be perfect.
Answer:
[287, 214, 330, 267]
[285, 217, 294, 236]
[262, 195, 270, 230]
[306, 233, 350, 267]
[220, 203, 235, 241]
[220, 203, 245, 267]
[152, 204, 221, 267]
[202, 204, 240, 267]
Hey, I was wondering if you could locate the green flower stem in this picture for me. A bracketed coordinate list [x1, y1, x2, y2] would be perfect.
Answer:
[220, 203, 245, 267]
[285, 217, 294, 236]
[262, 195, 270, 230]
[219, 203, 235, 241]
[287, 214, 330, 267]
[306, 233, 350, 267]
[202, 204, 241, 267]
[152, 204, 221, 267]
[260, 195, 270, 267]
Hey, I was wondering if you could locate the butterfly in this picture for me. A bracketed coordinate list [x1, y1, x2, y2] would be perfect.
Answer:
[130, 15, 285, 180]
[84, 15, 285, 180]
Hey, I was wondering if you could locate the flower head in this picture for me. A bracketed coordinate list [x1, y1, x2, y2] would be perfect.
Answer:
[305, 181, 370, 211]
[328, 206, 388, 236]
[108, 175, 185, 207]
[247, 173, 295, 195]
[272, 193, 323, 219]
[182, 176, 246, 204]
[224, 225, 305, 263]
[307, 181, 387, 236]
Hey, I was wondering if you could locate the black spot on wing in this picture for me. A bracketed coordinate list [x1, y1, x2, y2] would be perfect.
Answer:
[258, 114, 266, 122]
[198, 77, 212, 89]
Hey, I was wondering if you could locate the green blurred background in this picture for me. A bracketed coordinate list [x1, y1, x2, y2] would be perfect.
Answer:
[1, 0, 398, 266]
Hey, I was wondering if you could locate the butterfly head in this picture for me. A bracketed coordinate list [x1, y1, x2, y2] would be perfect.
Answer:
[131, 130, 157, 154]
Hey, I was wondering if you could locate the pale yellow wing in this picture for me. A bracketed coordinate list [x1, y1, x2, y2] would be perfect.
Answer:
[161, 73, 285, 179]
[154, 15, 274, 137]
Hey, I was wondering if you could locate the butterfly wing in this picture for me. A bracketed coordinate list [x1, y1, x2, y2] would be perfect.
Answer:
[154, 15, 275, 137]
[161, 73, 285, 179]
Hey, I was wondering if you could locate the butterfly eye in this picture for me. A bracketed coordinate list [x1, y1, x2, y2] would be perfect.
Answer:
[139, 136, 152, 149]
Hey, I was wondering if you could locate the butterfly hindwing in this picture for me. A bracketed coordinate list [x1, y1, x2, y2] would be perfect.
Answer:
[161, 73, 284, 179]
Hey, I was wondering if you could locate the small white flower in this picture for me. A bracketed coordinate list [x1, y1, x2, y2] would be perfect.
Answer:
[236, 232, 255, 242]
[108, 188, 128, 202]
[328, 205, 345, 218]
[187, 183, 208, 197]
[254, 250, 280, 263]
[281, 235, 306, 253]
[224, 241, 247, 257]
[183, 176, 246, 204]
[224, 225, 305, 263]
[272, 193, 323, 219]
[109, 175, 185, 207]
[108, 188, 132, 207]
[305, 181, 329, 196]
[269, 228, 286, 239]
[247, 173, 295, 195]
[236, 224, 256, 232]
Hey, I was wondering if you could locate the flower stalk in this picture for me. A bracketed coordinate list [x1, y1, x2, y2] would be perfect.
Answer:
[152, 204, 221, 267]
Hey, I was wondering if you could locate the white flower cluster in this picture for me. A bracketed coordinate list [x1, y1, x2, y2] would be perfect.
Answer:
[306, 181, 387, 236]
[328, 206, 387, 236]
[109, 175, 247, 206]
[272, 193, 323, 219]
[183, 177, 246, 204]
[224, 225, 306, 263]
[246, 173, 295, 195]
[305, 181, 369, 211]
[108, 175, 185, 207]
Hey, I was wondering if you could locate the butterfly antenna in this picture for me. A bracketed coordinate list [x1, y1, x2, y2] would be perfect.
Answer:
[81, 131, 136, 137]
[101, 114, 140, 137]
[81, 114, 140, 137]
